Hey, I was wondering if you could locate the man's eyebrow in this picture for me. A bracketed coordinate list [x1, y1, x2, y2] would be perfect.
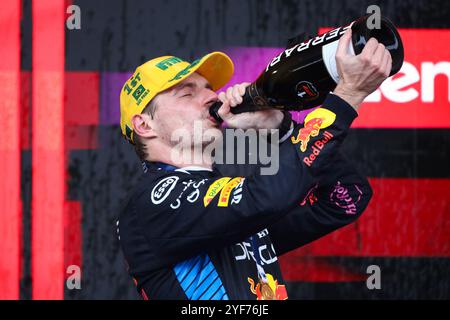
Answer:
[172, 82, 212, 95]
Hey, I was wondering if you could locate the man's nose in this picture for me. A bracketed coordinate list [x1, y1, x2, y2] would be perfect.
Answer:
[202, 88, 218, 107]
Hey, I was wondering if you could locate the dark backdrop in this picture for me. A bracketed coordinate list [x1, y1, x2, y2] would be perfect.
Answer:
[19, 0, 450, 299]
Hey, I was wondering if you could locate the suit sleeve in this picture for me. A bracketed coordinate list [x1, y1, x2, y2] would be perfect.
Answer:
[135, 93, 359, 266]
[268, 152, 373, 256]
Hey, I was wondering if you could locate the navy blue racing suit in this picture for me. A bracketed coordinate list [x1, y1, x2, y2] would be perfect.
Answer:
[117, 93, 373, 300]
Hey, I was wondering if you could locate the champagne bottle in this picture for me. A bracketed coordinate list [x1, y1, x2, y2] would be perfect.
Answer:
[210, 15, 404, 123]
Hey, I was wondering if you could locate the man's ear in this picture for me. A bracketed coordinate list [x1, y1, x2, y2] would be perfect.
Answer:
[131, 113, 157, 139]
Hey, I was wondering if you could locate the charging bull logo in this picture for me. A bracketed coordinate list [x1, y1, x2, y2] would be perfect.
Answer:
[291, 107, 336, 152]
[291, 117, 323, 152]
[248, 274, 288, 300]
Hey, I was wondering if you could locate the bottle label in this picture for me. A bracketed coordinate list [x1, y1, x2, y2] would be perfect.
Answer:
[265, 21, 355, 73]
[322, 38, 356, 83]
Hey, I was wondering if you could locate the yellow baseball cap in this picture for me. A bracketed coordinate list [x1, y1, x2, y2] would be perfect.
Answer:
[120, 51, 234, 144]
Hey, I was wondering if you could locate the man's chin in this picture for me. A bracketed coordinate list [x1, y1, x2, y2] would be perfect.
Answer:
[204, 118, 221, 130]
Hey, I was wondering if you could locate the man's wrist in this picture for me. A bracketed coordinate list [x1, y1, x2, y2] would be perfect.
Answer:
[332, 85, 365, 111]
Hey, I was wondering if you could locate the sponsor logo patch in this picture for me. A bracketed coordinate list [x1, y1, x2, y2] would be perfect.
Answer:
[329, 181, 363, 215]
[248, 274, 288, 300]
[218, 177, 243, 207]
[300, 184, 319, 206]
[203, 177, 232, 207]
[230, 178, 245, 205]
[302, 131, 333, 167]
[151, 176, 179, 204]
[291, 108, 336, 152]
[170, 179, 208, 210]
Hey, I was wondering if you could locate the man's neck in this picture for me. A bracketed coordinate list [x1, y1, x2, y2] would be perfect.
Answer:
[149, 146, 213, 170]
